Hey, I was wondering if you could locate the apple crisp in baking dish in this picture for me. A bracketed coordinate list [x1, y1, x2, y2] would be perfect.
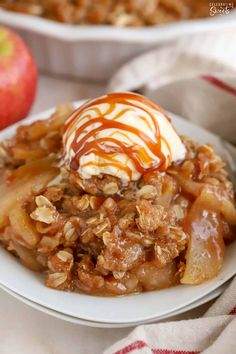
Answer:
[0, 0, 211, 26]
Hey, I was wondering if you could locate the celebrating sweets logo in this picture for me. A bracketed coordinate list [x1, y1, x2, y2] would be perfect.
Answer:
[209, 2, 234, 16]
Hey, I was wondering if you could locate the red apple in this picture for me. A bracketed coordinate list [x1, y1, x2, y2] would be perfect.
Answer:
[0, 27, 38, 130]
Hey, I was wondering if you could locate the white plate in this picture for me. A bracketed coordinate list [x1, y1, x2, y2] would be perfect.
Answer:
[0, 282, 228, 328]
[1, 9, 235, 80]
[0, 100, 236, 324]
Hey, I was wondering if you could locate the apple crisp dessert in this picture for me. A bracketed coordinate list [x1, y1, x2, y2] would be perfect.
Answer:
[0, 92, 235, 296]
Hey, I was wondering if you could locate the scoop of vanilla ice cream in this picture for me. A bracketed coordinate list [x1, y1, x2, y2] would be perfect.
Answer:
[63, 93, 186, 183]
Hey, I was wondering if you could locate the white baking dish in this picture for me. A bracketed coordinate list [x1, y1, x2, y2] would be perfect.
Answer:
[0, 8, 235, 81]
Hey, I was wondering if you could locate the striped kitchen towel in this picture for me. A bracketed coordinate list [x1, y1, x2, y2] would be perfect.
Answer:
[104, 265, 236, 354]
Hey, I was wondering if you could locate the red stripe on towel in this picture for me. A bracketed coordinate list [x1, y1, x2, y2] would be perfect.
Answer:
[114, 340, 199, 354]
[153, 350, 199, 354]
[114, 340, 146, 354]
[230, 307, 236, 315]
[201, 75, 236, 96]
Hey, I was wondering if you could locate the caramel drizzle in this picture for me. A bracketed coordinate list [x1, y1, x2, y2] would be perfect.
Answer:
[64, 93, 166, 135]
[64, 93, 172, 178]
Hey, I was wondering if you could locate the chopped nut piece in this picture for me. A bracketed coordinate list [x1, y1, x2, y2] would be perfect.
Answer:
[102, 197, 117, 211]
[93, 218, 111, 237]
[35, 195, 53, 208]
[113, 271, 125, 280]
[72, 195, 90, 211]
[80, 228, 94, 244]
[102, 182, 119, 195]
[89, 196, 100, 210]
[86, 215, 102, 225]
[137, 185, 157, 199]
[48, 249, 73, 272]
[30, 196, 59, 224]
[137, 200, 164, 232]
[57, 250, 73, 262]
[171, 205, 185, 220]
[46, 272, 68, 289]
[102, 231, 112, 246]
[118, 213, 135, 230]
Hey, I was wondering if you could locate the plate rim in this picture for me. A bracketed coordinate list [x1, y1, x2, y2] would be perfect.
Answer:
[0, 282, 228, 328]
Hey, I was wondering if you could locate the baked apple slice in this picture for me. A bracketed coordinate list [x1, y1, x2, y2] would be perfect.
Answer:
[134, 260, 179, 291]
[181, 188, 225, 284]
[9, 204, 41, 249]
[0, 158, 59, 228]
[12, 240, 44, 271]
